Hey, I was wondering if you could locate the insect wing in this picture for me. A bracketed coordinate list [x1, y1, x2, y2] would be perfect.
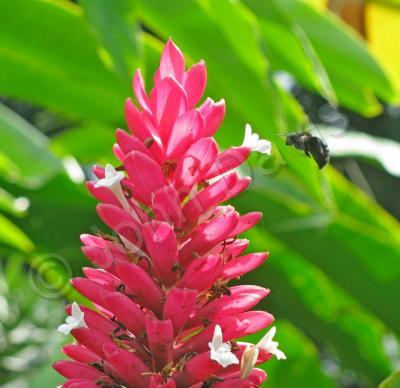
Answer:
[309, 137, 329, 169]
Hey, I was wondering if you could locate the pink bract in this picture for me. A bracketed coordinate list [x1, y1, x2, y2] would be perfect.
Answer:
[54, 39, 274, 388]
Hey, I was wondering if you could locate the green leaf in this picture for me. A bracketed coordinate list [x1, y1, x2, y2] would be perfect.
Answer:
[80, 0, 142, 80]
[244, 0, 337, 105]
[380, 370, 400, 388]
[244, 0, 397, 115]
[243, 321, 336, 387]
[51, 122, 117, 164]
[8, 172, 98, 273]
[284, 0, 397, 105]
[0, 103, 62, 188]
[0, 257, 65, 385]
[0, 214, 34, 253]
[0, 0, 129, 123]
[266, 322, 336, 387]
[243, 229, 394, 384]
[204, 0, 267, 80]
[0, 187, 28, 217]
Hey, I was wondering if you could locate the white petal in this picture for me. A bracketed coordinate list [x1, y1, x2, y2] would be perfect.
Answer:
[255, 140, 272, 154]
[244, 123, 252, 143]
[211, 324, 223, 350]
[218, 343, 232, 352]
[273, 348, 287, 360]
[65, 316, 75, 325]
[71, 302, 82, 320]
[104, 163, 117, 178]
[257, 327, 286, 360]
[241, 124, 271, 155]
[211, 349, 239, 368]
[57, 302, 87, 336]
[94, 164, 124, 188]
[57, 323, 73, 336]
[257, 326, 276, 349]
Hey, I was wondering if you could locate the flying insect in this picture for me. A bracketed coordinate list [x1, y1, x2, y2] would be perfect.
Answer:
[285, 132, 330, 169]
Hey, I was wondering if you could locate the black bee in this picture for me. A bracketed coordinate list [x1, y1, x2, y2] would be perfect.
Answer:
[285, 132, 330, 169]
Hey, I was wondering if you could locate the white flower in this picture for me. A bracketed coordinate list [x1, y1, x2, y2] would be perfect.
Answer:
[94, 164, 140, 222]
[94, 164, 125, 189]
[239, 327, 286, 378]
[57, 302, 88, 336]
[242, 124, 271, 155]
[208, 324, 239, 368]
[257, 326, 286, 360]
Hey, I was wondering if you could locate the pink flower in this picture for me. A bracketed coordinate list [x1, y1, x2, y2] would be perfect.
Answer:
[54, 39, 277, 387]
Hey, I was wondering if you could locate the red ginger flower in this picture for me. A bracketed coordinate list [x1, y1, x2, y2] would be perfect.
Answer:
[54, 39, 282, 388]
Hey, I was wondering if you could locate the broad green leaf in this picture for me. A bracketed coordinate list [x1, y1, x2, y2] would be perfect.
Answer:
[204, 0, 268, 79]
[0, 214, 34, 253]
[80, 0, 142, 80]
[325, 71, 382, 116]
[0, 103, 62, 188]
[51, 122, 117, 164]
[28, 354, 65, 388]
[0, 0, 128, 123]
[243, 229, 394, 384]
[265, 322, 335, 387]
[281, 0, 397, 106]
[0, 257, 65, 385]
[244, 0, 397, 116]
[244, 0, 337, 105]
[0, 187, 29, 217]
[243, 321, 336, 387]
[380, 370, 400, 388]
[8, 173, 97, 273]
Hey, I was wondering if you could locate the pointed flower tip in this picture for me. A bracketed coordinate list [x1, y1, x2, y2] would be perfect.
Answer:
[94, 164, 124, 189]
[242, 124, 272, 155]
[257, 326, 286, 360]
[166, 37, 180, 51]
[57, 302, 87, 336]
[208, 324, 239, 368]
[240, 345, 260, 379]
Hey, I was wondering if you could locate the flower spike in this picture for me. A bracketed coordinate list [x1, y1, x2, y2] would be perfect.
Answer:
[54, 39, 277, 387]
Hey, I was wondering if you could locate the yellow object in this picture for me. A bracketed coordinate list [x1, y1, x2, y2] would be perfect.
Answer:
[305, 0, 328, 10]
[365, 2, 400, 95]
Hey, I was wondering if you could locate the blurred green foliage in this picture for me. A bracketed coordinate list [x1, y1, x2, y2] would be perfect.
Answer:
[0, 0, 399, 386]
